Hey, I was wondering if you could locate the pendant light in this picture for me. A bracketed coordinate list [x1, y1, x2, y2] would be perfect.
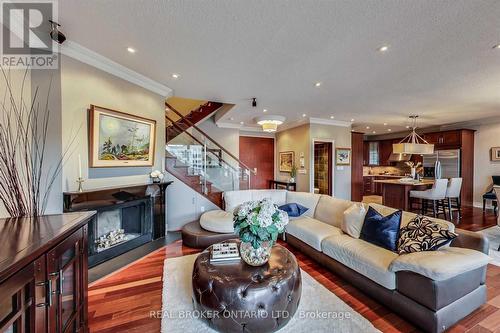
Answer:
[392, 115, 434, 155]
[254, 115, 286, 133]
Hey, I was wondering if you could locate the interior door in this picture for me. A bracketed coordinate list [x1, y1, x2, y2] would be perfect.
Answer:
[239, 136, 275, 189]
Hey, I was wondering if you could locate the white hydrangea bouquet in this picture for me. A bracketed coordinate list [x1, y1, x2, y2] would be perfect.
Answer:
[233, 199, 289, 265]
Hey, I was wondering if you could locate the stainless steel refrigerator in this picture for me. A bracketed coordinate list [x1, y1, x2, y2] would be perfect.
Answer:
[423, 149, 461, 179]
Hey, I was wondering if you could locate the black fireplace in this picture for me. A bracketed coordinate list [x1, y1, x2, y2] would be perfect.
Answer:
[63, 181, 173, 267]
[87, 197, 152, 267]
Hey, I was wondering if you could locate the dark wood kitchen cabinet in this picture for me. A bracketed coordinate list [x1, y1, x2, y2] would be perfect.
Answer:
[423, 130, 462, 149]
[0, 212, 95, 333]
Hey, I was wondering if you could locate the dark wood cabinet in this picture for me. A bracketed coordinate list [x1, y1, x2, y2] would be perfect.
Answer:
[351, 132, 364, 202]
[0, 212, 94, 333]
[378, 140, 393, 166]
[423, 130, 462, 149]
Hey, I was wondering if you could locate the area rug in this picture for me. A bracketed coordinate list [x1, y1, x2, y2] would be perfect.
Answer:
[160, 254, 380, 333]
[477, 227, 500, 266]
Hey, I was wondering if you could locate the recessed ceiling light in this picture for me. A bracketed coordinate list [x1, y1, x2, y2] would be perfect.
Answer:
[240, 121, 244, 125]
[229, 117, 234, 121]
[302, 113, 307, 117]
[314, 82, 321, 87]
[377, 45, 389, 52]
[330, 116, 335, 119]
[383, 123, 388, 126]
[406, 125, 410, 129]
[492, 44, 500, 49]
[172, 73, 180, 79]
[388, 129, 392, 132]
[372, 131, 376, 134]
[127, 47, 136, 53]
[350, 118, 355, 122]
[263, 109, 268, 113]
[366, 126, 370, 129]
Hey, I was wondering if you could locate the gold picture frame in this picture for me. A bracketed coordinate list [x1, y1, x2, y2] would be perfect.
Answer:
[491, 147, 500, 161]
[335, 147, 351, 166]
[279, 151, 295, 173]
[89, 105, 156, 168]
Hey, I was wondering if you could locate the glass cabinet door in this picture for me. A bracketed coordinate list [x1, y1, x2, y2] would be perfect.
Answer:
[47, 229, 84, 333]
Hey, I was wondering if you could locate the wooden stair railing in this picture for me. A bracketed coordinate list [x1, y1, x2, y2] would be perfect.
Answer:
[166, 101, 223, 141]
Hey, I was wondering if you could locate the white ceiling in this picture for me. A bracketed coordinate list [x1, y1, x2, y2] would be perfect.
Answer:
[60, 0, 500, 134]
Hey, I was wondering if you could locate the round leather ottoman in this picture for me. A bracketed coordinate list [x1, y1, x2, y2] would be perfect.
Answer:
[192, 241, 301, 333]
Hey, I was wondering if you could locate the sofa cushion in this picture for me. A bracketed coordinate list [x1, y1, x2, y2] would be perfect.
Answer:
[368, 203, 455, 232]
[314, 195, 354, 227]
[341, 203, 367, 238]
[389, 247, 491, 281]
[279, 202, 309, 217]
[360, 206, 402, 251]
[285, 217, 342, 251]
[322, 234, 399, 289]
[223, 190, 287, 213]
[199, 210, 234, 233]
[285, 192, 321, 218]
[397, 215, 458, 254]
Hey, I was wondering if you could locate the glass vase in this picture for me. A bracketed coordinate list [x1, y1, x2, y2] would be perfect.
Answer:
[240, 241, 272, 266]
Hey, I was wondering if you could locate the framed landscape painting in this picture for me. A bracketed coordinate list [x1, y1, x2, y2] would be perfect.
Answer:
[491, 147, 500, 161]
[279, 151, 294, 173]
[335, 147, 351, 166]
[89, 105, 156, 167]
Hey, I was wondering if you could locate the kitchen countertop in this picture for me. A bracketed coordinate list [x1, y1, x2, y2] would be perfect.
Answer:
[372, 178, 434, 185]
[363, 175, 405, 178]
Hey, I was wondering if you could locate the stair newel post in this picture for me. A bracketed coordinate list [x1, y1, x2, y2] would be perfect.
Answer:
[203, 137, 208, 195]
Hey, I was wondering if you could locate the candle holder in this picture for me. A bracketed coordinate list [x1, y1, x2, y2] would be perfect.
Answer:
[76, 177, 85, 192]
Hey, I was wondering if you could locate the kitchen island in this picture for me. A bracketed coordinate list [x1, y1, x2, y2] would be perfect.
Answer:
[373, 178, 434, 211]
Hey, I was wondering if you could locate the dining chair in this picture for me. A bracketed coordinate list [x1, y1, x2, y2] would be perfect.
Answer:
[445, 178, 462, 221]
[410, 178, 449, 219]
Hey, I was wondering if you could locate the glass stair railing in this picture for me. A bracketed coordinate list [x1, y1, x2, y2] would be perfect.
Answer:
[165, 107, 254, 199]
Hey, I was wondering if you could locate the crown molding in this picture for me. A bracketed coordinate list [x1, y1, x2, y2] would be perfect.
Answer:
[309, 117, 351, 127]
[60, 41, 173, 97]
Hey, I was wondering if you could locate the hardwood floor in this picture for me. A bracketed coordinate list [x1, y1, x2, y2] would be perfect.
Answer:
[88, 207, 500, 333]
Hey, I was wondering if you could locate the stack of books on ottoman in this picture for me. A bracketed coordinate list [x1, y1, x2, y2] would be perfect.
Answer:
[210, 242, 240, 263]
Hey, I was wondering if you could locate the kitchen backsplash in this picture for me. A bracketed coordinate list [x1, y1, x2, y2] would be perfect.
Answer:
[363, 165, 411, 176]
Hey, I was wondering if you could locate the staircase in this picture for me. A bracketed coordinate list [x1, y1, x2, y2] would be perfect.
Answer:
[166, 101, 223, 142]
[165, 102, 254, 208]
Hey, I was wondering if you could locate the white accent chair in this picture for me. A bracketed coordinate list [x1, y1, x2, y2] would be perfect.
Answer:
[410, 178, 449, 219]
[445, 178, 462, 221]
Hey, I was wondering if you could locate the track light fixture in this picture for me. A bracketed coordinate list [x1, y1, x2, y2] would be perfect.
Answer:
[49, 20, 66, 44]
[252, 98, 257, 108]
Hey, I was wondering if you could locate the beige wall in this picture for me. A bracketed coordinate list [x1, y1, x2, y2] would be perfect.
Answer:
[61, 56, 166, 191]
[309, 124, 352, 200]
[275, 124, 311, 192]
[473, 120, 500, 207]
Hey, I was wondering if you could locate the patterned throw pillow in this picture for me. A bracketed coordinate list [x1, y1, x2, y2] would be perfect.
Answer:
[397, 215, 458, 254]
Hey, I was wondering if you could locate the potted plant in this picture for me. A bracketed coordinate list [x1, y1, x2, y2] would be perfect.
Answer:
[405, 161, 422, 179]
[233, 199, 289, 266]
[289, 165, 297, 183]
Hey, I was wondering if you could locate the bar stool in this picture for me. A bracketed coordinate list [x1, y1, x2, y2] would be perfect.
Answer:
[410, 179, 449, 219]
[445, 178, 462, 221]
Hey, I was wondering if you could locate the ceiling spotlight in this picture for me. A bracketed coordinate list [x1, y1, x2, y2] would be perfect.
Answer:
[366, 126, 370, 129]
[302, 113, 307, 117]
[172, 73, 180, 79]
[492, 44, 500, 49]
[372, 131, 377, 134]
[229, 117, 234, 121]
[314, 82, 321, 87]
[48, 20, 66, 44]
[252, 98, 257, 107]
[406, 125, 410, 129]
[377, 45, 389, 52]
[383, 122, 388, 126]
[263, 109, 268, 113]
[350, 118, 355, 122]
[127, 47, 136, 53]
[330, 116, 335, 119]
[240, 121, 244, 125]
[388, 129, 392, 132]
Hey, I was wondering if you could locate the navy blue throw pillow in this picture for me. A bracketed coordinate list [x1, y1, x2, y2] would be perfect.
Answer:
[278, 203, 309, 217]
[360, 206, 402, 251]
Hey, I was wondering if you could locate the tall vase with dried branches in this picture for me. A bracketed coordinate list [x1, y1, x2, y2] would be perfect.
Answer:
[0, 69, 71, 217]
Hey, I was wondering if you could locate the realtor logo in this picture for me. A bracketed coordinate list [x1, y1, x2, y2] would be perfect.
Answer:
[1, 0, 58, 68]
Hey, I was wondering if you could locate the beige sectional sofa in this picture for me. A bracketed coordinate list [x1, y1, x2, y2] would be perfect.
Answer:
[221, 189, 490, 333]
